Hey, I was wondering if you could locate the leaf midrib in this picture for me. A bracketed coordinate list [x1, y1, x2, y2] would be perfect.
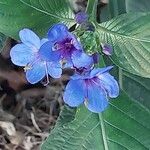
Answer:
[51, 111, 110, 150]
[59, 113, 93, 150]
[97, 24, 150, 43]
[99, 113, 109, 150]
[19, 0, 74, 22]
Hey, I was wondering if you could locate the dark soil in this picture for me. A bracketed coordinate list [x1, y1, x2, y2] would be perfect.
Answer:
[0, 38, 73, 150]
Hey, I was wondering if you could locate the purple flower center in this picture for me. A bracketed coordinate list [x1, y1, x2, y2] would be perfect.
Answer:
[55, 38, 73, 50]
[54, 38, 76, 59]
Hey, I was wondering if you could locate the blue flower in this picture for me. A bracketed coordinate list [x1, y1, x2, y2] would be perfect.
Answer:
[91, 52, 100, 64]
[40, 23, 93, 68]
[10, 29, 62, 84]
[75, 12, 88, 24]
[101, 43, 113, 56]
[63, 66, 119, 113]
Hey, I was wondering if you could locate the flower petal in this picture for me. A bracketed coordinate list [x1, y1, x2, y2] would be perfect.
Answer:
[64, 60, 73, 68]
[39, 41, 61, 62]
[47, 62, 62, 78]
[72, 51, 93, 68]
[63, 79, 85, 107]
[48, 23, 68, 43]
[41, 38, 49, 46]
[98, 73, 119, 98]
[92, 52, 100, 64]
[26, 61, 45, 84]
[101, 43, 113, 56]
[86, 82, 108, 113]
[75, 12, 88, 24]
[71, 74, 82, 80]
[71, 34, 83, 50]
[90, 66, 113, 78]
[19, 29, 40, 50]
[10, 44, 35, 66]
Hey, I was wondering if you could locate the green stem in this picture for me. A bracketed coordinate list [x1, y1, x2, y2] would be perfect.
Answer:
[99, 55, 106, 67]
[98, 52, 109, 149]
[86, 0, 98, 22]
[119, 68, 123, 89]
[99, 113, 109, 150]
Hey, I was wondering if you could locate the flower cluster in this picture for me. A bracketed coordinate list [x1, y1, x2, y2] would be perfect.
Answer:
[10, 15, 119, 113]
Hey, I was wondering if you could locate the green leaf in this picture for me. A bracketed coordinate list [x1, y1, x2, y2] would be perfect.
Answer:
[41, 91, 150, 150]
[104, 57, 150, 110]
[103, 56, 150, 110]
[86, 0, 98, 22]
[97, 13, 150, 78]
[0, 0, 74, 39]
[100, 0, 126, 22]
[54, 106, 76, 128]
[0, 33, 7, 52]
[126, 0, 150, 12]
[122, 71, 150, 111]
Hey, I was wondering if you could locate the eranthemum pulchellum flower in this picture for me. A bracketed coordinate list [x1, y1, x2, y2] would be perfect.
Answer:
[75, 12, 88, 24]
[75, 12, 95, 32]
[63, 66, 119, 113]
[10, 23, 119, 113]
[10, 29, 62, 84]
[40, 23, 93, 68]
[101, 43, 113, 56]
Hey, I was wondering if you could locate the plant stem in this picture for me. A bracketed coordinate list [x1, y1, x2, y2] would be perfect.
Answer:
[119, 68, 123, 89]
[97, 51, 109, 149]
[86, 0, 98, 22]
[99, 113, 109, 150]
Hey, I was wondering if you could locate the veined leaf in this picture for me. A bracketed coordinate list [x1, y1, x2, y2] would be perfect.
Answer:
[0, 0, 74, 39]
[122, 71, 150, 110]
[41, 91, 150, 150]
[103, 56, 150, 110]
[100, 0, 126, 22]
[126, 0, 150, 12]
[97, 13, 150, 78]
